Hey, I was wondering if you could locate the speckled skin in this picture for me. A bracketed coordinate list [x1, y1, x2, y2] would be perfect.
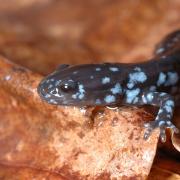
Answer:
[38, 30, 180, 142]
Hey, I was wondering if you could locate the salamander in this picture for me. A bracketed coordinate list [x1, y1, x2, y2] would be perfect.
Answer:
[38, 30, 180, 142]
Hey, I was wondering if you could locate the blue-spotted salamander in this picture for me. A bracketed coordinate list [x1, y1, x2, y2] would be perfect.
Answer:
[38, 30, 180, 142]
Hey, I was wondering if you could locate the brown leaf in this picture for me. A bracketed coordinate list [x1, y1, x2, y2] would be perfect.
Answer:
[148, 153, 180, 180]
[172, 131, 180, 152]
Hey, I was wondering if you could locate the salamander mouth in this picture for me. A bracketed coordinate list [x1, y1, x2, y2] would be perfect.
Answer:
[37, 82, 66, 105]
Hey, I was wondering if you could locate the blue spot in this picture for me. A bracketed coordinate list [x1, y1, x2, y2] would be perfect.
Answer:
[125, 88, 140, 103]
[72, 93, 78, 99]
[55, 80, 61, 86]
[111, 83, 122, 94]
[95, 99, 101, 104]
[104, 95, 116, 103]
[102, 77, 110, 84]
[164, 105, 173, 113]
[158, 121, 165, 126]
[109, 67, 119, 72]
[160, 92, 166, 96]
[127, 71, 147, 89]
[149, 86, 156, 91]
[49, 99, 58, 104]
[134, 67, 141, 71]
[163, 100, 174, 114]
[146, 92, 153, 102]
[78, 94, 84, 99]
[165, 72, 179, 86]
[127, 82, 135, 89]
[133, 97, 139, 104]
[48, 84, 53, 89]
[78, 84, 85, 99]
[142, 95, 147, 103]
[129, 72, 147, 83]
[157, 72, 166, 86]
[95, 68, 101, 71]
[156, 47, 165, 54]
[165, 100, 174, 107]
[72, 84, 85, 99]
[45, 94, 51, 98]
[90, 75, 94, 79]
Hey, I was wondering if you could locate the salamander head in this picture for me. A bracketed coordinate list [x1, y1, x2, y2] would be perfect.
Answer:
[38, 63, 123, 106]
[38, 65, 84, 105]
[38, 64, 105, 106]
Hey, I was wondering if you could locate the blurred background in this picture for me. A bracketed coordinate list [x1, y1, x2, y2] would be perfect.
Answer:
[0, 0, 179, 75]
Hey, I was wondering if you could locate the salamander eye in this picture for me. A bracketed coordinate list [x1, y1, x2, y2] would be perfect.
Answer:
[59, 80, 77, 92]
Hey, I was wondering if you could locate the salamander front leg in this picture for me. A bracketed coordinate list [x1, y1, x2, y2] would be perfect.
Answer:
[126, 91, 179, 142]
[141, 92, 179, 142]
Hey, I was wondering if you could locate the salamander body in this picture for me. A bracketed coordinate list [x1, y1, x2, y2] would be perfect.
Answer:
[38, 30, 180, 142]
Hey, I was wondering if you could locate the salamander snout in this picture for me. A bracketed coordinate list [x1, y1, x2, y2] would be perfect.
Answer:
[38, 76, 79, 105]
